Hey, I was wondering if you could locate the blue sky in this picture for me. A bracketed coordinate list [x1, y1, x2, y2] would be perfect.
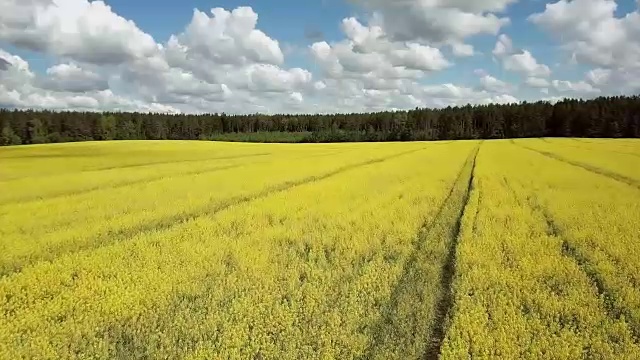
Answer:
[102, 0, 553, 81]
[110, 0, 354, 43]
[0, 0, 639, 114]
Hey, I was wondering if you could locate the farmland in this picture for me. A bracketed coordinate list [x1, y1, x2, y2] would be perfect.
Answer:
[0, 139, 639, 359]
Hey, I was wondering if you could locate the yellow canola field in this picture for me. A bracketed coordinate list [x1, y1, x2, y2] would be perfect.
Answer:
[0, 142, 417, 275]
[441, 140, 640, 359]
[1, 139, 639, 359]
[515, 138, 640, 185]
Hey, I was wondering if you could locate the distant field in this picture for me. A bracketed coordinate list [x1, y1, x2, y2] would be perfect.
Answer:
[1, 139, 639, 359]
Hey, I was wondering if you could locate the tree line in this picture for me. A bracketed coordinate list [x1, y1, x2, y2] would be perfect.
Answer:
[1, 95, 639, 146]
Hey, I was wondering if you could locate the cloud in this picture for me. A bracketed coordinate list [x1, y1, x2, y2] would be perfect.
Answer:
[490, 94, 519, 104]
[313, 81, 327, 91]
[420, 83, 518, 106]
[247, 64, 313, 93]
[481, 77, 510, 93]
[353, 0, 513, 45]
[305, 15, 475, 112]
[159, 6, 290, 89]
[0, 49, 35, 92]
[107, 5, 313, 114]
[289, 92, 304, 104]
[552, 79, 600, 94]
[493, 34, 551, 78]
[0, 48, 179, 112]
[530, 0, 640, 94]
[541, 96, 569, 104]
[148, 69, 233, 104]
[38, 63, 109, 93]
[0, 1, 633, 115]
[168, 7, 284, 67]
[503, 51, 551, 77]
[0, 57, 10, 71]
[525, 77, 551, 88]
[492, 34, 513, 57]
[311, 17, 450, 82]
[388, 43, 451, 71]
[298, 77, 517, 114]
[586, 68, 612, 86]
[477, 73, 511, 93]
[0, 0, 158, 65]
[529, 0, 632, 67]
[450, 42, 475, 57]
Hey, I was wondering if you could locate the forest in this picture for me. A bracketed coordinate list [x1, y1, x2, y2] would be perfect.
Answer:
[1, 95, 639, 146]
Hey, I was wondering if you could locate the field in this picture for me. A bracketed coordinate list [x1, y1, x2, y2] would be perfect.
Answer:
[1, 138, 639, 359]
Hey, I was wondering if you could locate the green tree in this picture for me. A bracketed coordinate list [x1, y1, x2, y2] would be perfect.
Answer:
[25, 118, 46, 144]
[94, 114, 117, 140]
[0, 125, 22, 145]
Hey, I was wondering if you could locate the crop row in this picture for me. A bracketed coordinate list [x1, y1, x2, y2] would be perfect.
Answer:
[0, 141, 476, 359]
[441, 141, 640, 359]
[1, 139, 639, 359]
[0, 143, 424, 276]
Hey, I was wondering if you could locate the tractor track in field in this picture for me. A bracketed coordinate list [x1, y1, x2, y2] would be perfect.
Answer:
[512, 141, 640, 190]
[0, 152, 274, 183]
[0, 147, 427, 278]
[552, 138, 640, 159]
[572, 138, 640, 150]
[424, 144, 479, 360]
[527, 196, 640, 343]
[89, 153, 273, 171]
[92, 146, 438, 359]
[359, 143, 480, 360]
[500, 171, 640, 343]
[0, 149, 356, 209]
[0, 164, 247, 207]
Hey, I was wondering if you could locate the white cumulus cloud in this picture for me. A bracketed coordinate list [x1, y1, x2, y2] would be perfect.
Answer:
[39, 63, 108, 93]
[525, 77, 551, 88]
[354, 0, 512, 44]
[0, 0, 158, 65]
[530, 0, 640, 94]
[478, 74, 511, 93]
[0, 0, 636, 114]
[492, 34, 551, 78]
[552, 79, 601, 94]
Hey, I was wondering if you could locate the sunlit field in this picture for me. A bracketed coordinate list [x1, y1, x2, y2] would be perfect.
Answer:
[1, 139, 639, 359]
